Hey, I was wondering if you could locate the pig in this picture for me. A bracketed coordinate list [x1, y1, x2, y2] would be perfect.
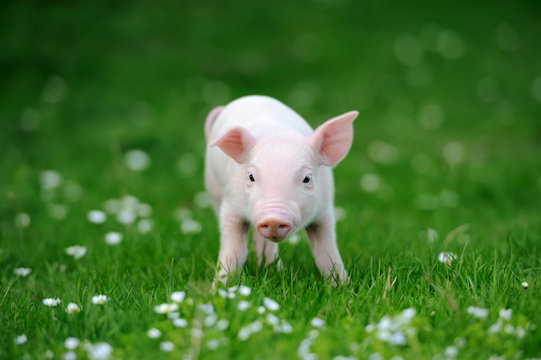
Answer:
[204, 95, 357, 285]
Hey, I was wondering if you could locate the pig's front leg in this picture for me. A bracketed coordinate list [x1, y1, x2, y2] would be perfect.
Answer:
[215, 205, 248, 285]
[252, 230, 282, 270]
[306, 214, 348, 285]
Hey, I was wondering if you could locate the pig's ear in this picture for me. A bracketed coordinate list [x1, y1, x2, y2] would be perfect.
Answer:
[210, 127, 256, 164]
[310, 111, 358, 167]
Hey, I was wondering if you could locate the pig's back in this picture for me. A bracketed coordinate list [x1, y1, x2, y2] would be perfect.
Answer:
[208, 95, 313, 142]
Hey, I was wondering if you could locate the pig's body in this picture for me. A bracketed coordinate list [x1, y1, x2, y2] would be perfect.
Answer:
[205, 95, 357, 285]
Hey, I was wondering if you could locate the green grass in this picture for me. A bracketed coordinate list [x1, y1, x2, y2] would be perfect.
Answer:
[1, 0, 541, 359]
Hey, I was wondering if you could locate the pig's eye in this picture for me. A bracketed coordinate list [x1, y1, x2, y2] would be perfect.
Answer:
[249, 174, 255, 182]
[303, 175, 311, 184]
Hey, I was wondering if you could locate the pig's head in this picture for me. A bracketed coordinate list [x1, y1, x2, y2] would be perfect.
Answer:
[211, 111, 357, 242]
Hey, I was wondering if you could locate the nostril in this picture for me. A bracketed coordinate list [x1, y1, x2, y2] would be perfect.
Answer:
[279, 225, 288, 230]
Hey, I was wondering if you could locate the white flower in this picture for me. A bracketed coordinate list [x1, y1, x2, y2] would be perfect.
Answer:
[437, 251, 456, 266]
[181, 218, 202, 234]
[159, 341, 174, 352]
[238, 320, 263, 341]
[217, 289, 228, 298]
[238, 301, 251, 311]
[360, 173, 381, 192]
[311, 317, 325, 328]
[207, 339, 219, 350]
[489, 319, 503, 334]
[288, 233, 301, 245]
[103, 199, 121, 214]
[14, 267, 32, 277]
[154, 303, 179, 314]
[239, 285, 251, 296]
[266, 313, 279, 325]
[86, 342, 113, 360]
[521, 281, 529, 289]
[173, 318, 188, 328]
[43, 298, 62, 307]
[87, 210, 106, 224]
[167, 311, 179, 319]
[204, 314, 218, 327]
[137, 219, 153, 234]
[198, 303, 214, 314]
[388, 331, 406, 345]
[137, 203, 153, 217]
[15, 212, 31, 228]
[147, 328, 161, 338]
[445, 346, 459, 358]
[125, 149, 150, 171]
[194, 191, 212, 208]
[499, 308, 512, 320]
[257, 306, 266, 314]
[65, 245, 87, 259]
[48, 203, 68, 220]
[116, 209, 136, 224]
[66, 303, 81, 314]
[263, 297, 280, 311]
[64, 337, 79, 350]
[92, 295, 108, 305]
[467, 306, 489, 319]
[170, 291, 186, 303]
[215, 319, 229, 331]
[426, 228, 439, 242]
[274, 320, 293, 333]
[105, 232, 122, 245]
[399, 308, 416, 322]
[63, 351, 77, 360]
[40, 170, 62, 190]
[15, 334, 27, 345]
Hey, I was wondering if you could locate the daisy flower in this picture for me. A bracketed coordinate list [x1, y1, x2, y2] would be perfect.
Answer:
[159, 341, 174, 352]
[170, 291, 186, 303]
[64, 337, 79, 350]
[66, 303, 81, 314]
[311, 317, 325, 328]
[87, 210, 106, 224]
[437, 251, 456, 266]
[154, 303, 179, 314]
[14, 267, 32, 277]
[15, 334, 27, 345]
[92, 295, 108, 305]
[43, 298, 61, 307]
[105, 232, 122, 245]
[263, 297, 280, 311]
[147, 328, 161, 338]
[65, 245, 87, 259]
[239, 285, 251, 296]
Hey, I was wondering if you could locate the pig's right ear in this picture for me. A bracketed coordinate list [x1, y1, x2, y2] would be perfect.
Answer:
[209, 127, 256, 164]
[310, 111, 358, 167]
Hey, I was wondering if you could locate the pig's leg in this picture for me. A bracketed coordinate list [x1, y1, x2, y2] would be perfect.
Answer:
[306, 214, 348, 285]
[215, 206, 248, 284]
[252, 230, 281, 270]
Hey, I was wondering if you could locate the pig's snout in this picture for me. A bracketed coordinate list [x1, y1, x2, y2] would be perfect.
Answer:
[256, 217, 292, 240]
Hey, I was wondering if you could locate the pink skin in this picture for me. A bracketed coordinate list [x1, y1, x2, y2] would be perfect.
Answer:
[204, 96, 357, 286]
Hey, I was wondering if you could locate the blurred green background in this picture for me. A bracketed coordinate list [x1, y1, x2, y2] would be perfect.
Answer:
[2, 0, 541, 265]
[3, 1, 540, 232]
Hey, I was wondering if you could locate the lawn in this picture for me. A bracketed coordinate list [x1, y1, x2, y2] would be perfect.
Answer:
[1, 1, 540, 359]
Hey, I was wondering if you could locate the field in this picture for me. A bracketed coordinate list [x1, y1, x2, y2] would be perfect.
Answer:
[1, 1, 541, 359]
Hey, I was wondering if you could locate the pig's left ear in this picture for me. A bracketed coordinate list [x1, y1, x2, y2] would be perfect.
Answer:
[210, 127, 256, 164]
[310, 111, 358, 167]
